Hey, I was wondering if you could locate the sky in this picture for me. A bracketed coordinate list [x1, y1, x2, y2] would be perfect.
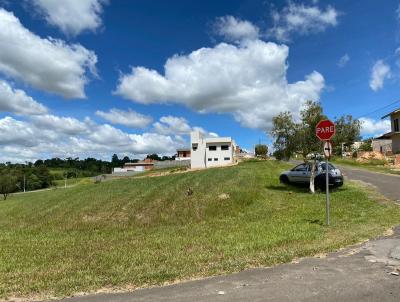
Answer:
[0, 0, 399, 163]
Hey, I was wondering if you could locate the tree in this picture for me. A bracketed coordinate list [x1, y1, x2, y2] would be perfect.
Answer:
[35, 165, 53, 188]
[34, 159, 44, 167]
[111, 154, 120, 167]
[296, 101, 326, 193]
[122, 156, 130, 164]
[271, 101, 327, 193]
[332, 115, 361, 155]
[146, 154, 161, 161]
[26, 174, 42, 191]
[359, 138, 373, 151]
[296, 101, 326, 159]
[271, 112, 298, 160]
[255, 144, 268, 157]
[0, 174, 17, 200]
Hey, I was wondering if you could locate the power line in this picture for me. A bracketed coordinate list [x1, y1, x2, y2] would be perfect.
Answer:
[355, 99, 400, 120]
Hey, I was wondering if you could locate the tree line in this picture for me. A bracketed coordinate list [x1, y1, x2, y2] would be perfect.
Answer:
[0, 164, 53, 199]
[0, 153, 175, 199]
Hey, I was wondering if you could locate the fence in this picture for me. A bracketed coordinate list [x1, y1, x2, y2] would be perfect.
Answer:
[154, 160, 190, 169]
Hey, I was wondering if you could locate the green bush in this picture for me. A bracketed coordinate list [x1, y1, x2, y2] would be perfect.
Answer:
[368, 159, 387, 166]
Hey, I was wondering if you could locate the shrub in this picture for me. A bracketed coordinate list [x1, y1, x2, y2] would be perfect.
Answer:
[0, 174, 17, 200]
[368, 159, 387, 166]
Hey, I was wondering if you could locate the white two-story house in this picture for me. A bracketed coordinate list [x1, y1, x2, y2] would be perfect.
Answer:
[190, 131, 237, 169]
[382, 109, 400, 154]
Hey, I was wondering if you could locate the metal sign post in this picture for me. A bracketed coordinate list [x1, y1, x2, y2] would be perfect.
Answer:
[323, 141, 332, 226]
[316, 120, 335, 226]
[326, 158, 330, 225]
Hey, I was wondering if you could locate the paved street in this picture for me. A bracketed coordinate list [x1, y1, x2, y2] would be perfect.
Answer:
[339, 166, 400, 201]
[54, 167, 400, 302]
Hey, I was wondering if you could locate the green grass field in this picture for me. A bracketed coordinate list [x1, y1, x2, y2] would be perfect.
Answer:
[52, 177, 92, 187]
[0, 160, 399, 300]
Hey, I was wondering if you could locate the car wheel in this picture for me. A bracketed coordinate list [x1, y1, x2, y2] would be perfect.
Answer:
[280, 175, 289, 184]
[314, 176, 325, 190]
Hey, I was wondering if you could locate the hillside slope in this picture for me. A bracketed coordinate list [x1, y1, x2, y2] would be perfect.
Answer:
[0, 160, 399, 300]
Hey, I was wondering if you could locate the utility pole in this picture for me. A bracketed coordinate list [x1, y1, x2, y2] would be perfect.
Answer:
[23, 173, 26, 193]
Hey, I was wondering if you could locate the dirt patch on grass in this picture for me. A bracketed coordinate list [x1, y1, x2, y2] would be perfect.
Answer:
[218, 193, 230, 200]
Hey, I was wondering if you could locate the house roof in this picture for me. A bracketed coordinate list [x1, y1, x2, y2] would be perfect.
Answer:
[374, 132, 392, 139]
[381, 108, 400, 119]
[177, 148, 191, 152]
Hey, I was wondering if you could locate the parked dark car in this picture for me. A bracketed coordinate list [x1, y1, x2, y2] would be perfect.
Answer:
[279, 161, 344, 189]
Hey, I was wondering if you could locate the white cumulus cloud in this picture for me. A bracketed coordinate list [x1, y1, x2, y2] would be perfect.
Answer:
[0, 116, 56, 147]
[397, 4, 400, 21]
[360, 117, 391, 137]
[115, 39, 325, 130]
[30, 114, 91, 135]
[0, 114, 189, 163]
[268, 3, 339, 41]
[153, 116, 217, 138]
[153, 116, 193, 135]
[0, 8, 97, 99]
[369, 60, 391, 91]
[0, 80, 48, 115]
[214, 15, 260, 43]
[338, 53, 350, 68]
[96, 108, 153, 128]
[31, 0, 108, 36]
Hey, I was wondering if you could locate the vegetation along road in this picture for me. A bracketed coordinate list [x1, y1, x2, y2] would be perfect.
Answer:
[1, 160, 400, 301]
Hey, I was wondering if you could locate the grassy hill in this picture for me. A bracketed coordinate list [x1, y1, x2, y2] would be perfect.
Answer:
[0, 160, 399, 300]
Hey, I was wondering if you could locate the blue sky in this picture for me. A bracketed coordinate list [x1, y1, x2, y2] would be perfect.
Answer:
[0, 0, 399, 162]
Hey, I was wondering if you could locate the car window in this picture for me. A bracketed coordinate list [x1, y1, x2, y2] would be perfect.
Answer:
[320, 163, 335, 171]
[293, 164, 308, 171]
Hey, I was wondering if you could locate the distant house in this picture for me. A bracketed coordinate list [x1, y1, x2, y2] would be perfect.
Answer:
[372, 133, 392, 155]
[175, 148, 191, 161]
[113, 158, 154, 173]
[190, 131, 237, 169]
[382, 109, 400, 154]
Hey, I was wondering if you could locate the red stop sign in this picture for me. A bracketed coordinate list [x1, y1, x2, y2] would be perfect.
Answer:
[316, 119, 335, 141]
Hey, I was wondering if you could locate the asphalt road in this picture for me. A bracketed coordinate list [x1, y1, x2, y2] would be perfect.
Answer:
[339, 165, 400, 201]
[52, 166, 400, 302]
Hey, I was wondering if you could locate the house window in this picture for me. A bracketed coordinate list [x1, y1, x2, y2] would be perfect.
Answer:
[221, 145, 229, 150]
[214, 158, 218, 161]
[192, 143, 198, 151]
[208, 146, 217, 151]
[224, 157, 230, 161]
[394, 118, 399, 132]
[208, 158, 212, 161]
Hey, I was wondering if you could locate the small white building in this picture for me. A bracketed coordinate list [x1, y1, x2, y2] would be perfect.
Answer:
[113, 160, 154, 173]
[190, 131, 237, 169]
